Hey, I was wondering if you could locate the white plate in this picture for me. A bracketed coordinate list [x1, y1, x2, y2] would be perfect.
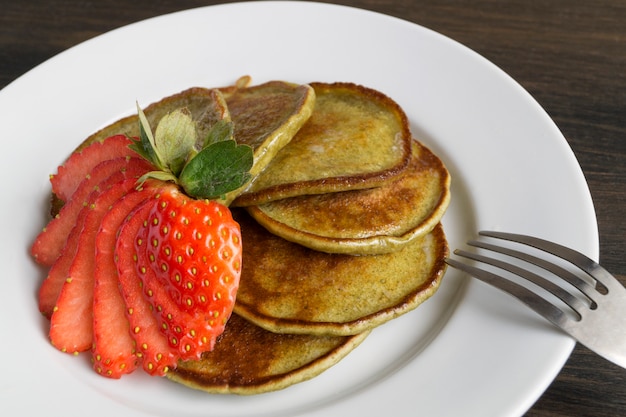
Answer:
[0, 2, 598, 416]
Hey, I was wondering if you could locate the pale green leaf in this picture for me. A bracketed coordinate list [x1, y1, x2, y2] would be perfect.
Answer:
[154, 108, 197, 176]
[135, 102, 164, 169]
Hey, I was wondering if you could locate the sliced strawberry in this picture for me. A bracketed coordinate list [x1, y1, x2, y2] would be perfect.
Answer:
[116, 197, 178, 376]
[141, 187, 242, 361]
[38, 165, 151, 318]
[37, 204, 89, 319]
[38, 100, 250, 378]
[50, 134, 139, 202]
[92, 185, 159, 378]
[32, 156, 152, 266]
[49, 178, 140, 354]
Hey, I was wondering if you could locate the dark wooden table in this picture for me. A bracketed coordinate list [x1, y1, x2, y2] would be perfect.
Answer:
[2, 1, 624, 416]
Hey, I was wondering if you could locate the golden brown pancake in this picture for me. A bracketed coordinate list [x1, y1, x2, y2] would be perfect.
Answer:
[246, 139, 451, 255]
[232, 82, 413, 206]
[168, 314, 369, 395]
[232, 210, 448, 336]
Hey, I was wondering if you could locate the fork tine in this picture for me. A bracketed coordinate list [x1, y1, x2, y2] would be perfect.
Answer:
[478, 231, 617, 293]
[451, 249, 587, 317]
[444, 257, 571, 328]
[466, 239, 598, 308]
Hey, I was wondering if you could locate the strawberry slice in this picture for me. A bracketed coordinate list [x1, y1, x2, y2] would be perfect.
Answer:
[116, 197, 178, 376]
[141, 187, 242, 361]
[32, 156, 152, 266]
[92, 185, 159, 378]
[49, 177, 141, 354]
[50, 134, 138, 202]
[38, 165, 151, 318]
[37, 202, 89, 319]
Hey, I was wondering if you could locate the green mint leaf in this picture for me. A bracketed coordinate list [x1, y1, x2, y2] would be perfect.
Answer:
[179, 139, 253, 199]
[154, 108, 197, 176]
[203, 119, 234, 148]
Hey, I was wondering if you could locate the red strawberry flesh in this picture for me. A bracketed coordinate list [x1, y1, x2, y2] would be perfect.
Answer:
[38, 203, 89, 319]
[50, 134, 139, 202]
[32, 156, 152, 266]
[49, 178, 141, 354]
[38, 164, 152, 318]
[92, 185, 159, 378]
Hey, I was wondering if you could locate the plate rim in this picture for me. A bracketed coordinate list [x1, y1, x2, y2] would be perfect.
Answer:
[0, 2, 598, 417]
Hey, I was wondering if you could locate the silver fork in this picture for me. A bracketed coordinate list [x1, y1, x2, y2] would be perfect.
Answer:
[445, 231, 626, 370]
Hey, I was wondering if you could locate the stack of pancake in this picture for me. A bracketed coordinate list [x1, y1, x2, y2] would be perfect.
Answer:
[81, 77, 451, 394]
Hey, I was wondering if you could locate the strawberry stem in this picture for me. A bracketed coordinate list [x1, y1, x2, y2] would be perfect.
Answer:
[129, 100, 253, 202]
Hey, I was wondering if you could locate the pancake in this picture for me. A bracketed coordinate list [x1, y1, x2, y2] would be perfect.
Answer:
[168, 314, 369, 395]
[232, 82, 413, 206]
[246, 139, 451, 255]
[232, 210, 448, 336]
[221, 80, 316, 203]
[75, 87, 230, 152]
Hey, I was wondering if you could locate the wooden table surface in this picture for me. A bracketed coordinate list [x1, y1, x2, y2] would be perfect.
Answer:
[1, 1, 624, 416]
